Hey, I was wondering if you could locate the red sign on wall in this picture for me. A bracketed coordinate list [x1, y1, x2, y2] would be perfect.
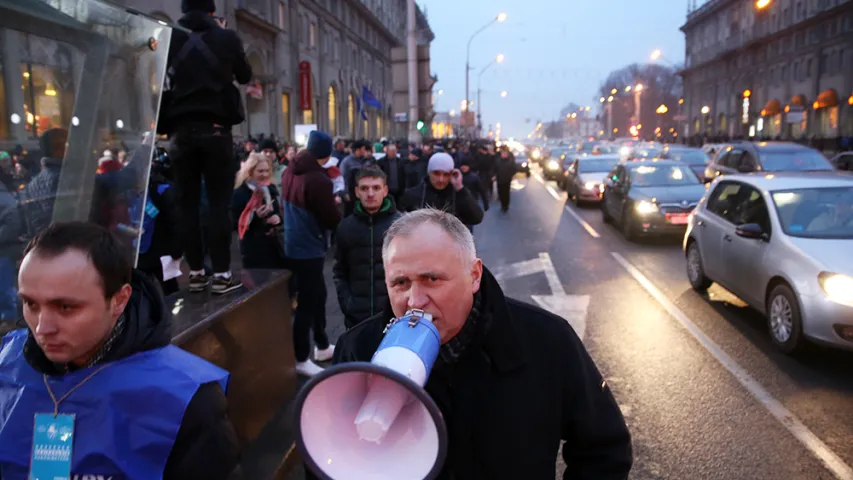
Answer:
[299, 61, 312, 111]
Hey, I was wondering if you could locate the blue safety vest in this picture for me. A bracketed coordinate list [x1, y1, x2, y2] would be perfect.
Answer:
[0, 329, 229, 479]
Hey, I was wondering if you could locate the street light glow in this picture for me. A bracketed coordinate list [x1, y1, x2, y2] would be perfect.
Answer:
[651, 49, 662, 61]
[607, 96, 614, 102]
[611, 88, 617, 95]
[625, 86, 632, 92]
[496, 54, 505, 63]
[438, 89, 444, 95]
[701, 106, 711, 114]
[500, 90, 508, 97]
[497, 12, 507, 22]
[635, 84, 644, 92]
[756, 0, 771, 9]
[571, 113, 577, 118]
[600, 97, 606, 103]
[679, 98, 684, 105]
[656, 104, 669, 114]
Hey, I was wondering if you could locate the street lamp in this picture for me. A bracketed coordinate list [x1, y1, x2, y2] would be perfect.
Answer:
[476, 53, 506, 137]
[625, 85, 632, 92]
[656, 104, 669, 114]
[756, 0, 771, 9]
[701, 105, 711, 114]
[610, 88, 617, 95]
[607, 95, 614, 102]
[600, 97, 606, 103]
[651, 49, 662, 61]
[634, 84, 644, 92]
[466, 13, 508, 119]
[500, 90, 508, 97]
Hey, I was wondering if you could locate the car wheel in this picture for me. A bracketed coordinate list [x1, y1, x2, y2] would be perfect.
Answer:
[601, 198, 612, 224]
[621, 210, 638, 241]
[685, 241, 712, 291]
[767, 284, 804, 354]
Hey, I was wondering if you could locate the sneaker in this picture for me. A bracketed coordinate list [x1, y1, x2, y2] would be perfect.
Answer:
[295, 360, 325, 377]
[211, 275, 243, 295]
[314, 344, 335, 363]
[188, 272, 210, 293]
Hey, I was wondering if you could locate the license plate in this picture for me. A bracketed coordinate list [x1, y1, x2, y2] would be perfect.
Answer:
[666, 214, 689, 225]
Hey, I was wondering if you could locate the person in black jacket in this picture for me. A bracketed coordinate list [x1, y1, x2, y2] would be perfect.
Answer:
[401, 147, 427, 190]
[459, 156, 489, 221]
[137, 153, 182, 296]
[1, 222, 240, 479]
[232, 153, 284, 269]
[495, 146, 518, 213]
[398, 153, 484, 226]
[164, 0, 252, 295]
[333, 167, 402, 329]
[333, 209, 632, 479]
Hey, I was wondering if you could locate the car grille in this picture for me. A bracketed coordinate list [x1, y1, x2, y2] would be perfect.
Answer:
[659, 203, 697, 215]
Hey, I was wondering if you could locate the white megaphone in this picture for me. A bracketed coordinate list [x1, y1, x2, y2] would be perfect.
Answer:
[293, 309, 448, 480]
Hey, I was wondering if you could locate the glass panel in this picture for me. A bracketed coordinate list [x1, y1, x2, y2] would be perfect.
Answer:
[0, 0, 172, 324]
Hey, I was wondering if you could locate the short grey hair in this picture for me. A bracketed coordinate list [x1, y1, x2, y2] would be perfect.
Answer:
[382, 208, 476, 264]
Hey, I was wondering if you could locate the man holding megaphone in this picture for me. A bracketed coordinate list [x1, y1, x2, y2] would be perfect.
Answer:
[294, 209, 632, 479]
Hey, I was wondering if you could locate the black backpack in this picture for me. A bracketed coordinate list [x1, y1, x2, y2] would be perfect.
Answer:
[157, 32, 245, 135]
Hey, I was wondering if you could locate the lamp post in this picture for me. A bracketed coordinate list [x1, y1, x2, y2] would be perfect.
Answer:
[465, 13, 507, 137]
[477, 53, 505, 137]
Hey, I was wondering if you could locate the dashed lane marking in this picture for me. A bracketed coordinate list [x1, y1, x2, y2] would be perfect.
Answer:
[610, 251, 853, 480]
[564, 205, 600, 238]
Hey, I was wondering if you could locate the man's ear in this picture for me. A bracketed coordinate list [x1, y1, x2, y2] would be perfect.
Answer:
[110, 284, 133, 320]
[470, 258, 483, 294]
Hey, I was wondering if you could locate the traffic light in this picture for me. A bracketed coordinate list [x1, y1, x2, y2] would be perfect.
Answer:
[416, 120, 425, 130]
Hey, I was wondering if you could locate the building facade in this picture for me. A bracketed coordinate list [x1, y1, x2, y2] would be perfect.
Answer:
[681, 0, 853, 141]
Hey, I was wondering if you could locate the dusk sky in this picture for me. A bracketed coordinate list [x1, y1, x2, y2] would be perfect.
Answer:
[422, 0, 688, 138]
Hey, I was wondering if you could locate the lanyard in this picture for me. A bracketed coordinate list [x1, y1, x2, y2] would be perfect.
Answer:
[42, 364, 111, 417]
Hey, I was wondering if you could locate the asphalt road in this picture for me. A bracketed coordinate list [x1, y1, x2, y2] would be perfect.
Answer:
[473, 165, 853, 480]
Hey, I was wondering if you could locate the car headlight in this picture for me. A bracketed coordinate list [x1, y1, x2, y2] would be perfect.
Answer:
[532, 150, 541, 159]
[819, 272, 853, 307]
[584, 181, 597, 190]
[635, 200, 659, 214]
[547, 160, 560, 170]
[620, 146, 631, 156]
[521, 162, 528, 168]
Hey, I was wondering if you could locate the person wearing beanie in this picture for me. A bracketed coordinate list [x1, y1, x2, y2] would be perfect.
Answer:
[402, 147, 427, 190]
[398, 152, 484, 226]
[280, 130, 341, 377]
[163, 0, 252, 295]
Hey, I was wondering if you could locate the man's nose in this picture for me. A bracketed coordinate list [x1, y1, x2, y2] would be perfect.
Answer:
[35, 312, 59, 336]
[407, 284, 429, 310]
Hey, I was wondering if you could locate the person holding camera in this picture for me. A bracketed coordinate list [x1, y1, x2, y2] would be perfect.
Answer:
[398, 152, 484, 227]
[161, 0, 253, 295]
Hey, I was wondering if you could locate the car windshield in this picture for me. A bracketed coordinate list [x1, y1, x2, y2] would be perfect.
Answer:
[628, 165, 700, 187]
[771, 187, 853, 239]
[667, 149, 710, 166]
[760, 151, 834, 172]
[579, 158, 620, 173]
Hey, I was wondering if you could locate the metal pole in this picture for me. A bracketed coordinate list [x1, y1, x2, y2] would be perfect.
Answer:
[407, 0, 420, 143]
[477, 88, 482, 137]
[465, 18, 498, 138]
[607, 103, 613, 137]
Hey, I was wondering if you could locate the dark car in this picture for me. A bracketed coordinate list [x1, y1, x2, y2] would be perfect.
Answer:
[555, 142, 614, 182]
[664, 146, 712, 181]
[515, 153, 531, 177]
[704, 142, 833, 181]
[563, 154, 622, 205]
[830, 151, 853, 171]
[601, 159, 706, 241]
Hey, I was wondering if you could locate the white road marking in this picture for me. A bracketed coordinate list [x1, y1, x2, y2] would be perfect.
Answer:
[510, 179, 526, 190]
[534, 173, 545, 184]
[564, 205, 601, 238]
[492, 253, 590, 340]
[610, 252, 853, 480]
[545, 184, 561, 200]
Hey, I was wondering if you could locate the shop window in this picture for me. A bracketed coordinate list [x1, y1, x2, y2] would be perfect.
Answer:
[327, 85, 337, 136]
[20, 61, 75, 139]
[303, 108, 313, 125]
[281, 93, 290, 139]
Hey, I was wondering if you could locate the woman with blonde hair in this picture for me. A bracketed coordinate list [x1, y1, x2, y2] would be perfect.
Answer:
[232, 152, 285, 268]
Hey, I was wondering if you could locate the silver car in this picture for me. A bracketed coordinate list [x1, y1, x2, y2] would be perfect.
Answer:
[683, 172, 853, 353]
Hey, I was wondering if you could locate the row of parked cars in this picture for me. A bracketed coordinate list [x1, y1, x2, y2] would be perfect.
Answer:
[531, 139, 853, 354]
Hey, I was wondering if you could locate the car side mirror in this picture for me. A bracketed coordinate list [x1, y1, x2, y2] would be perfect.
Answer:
[736, 223, 768, 241]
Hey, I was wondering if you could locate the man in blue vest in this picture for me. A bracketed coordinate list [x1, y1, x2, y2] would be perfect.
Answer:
[0, 222, 240, 479]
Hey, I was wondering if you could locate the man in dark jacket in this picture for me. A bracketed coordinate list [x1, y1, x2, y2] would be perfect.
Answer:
[164, 0, 252, 295]
[398, 153, 484, 226]
[339, 140, 374, 215]
[401, 147, 427, 190]
[495, 147, 518, 213]
[333, 209, 632, 479]
[281, 131, 341, 377]
[476, 143, 497, 200]
[376, 143, 404, 202]
[0, 222, 239, 479]
[333, 167, 401, 329]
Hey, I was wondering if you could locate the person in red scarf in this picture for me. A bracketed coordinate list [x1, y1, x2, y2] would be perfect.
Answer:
[231, 153, 285, 269]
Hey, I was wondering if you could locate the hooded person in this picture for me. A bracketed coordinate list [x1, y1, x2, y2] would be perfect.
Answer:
[0, 222, 240, 479]
[280, 130, 342, 376]
[398, 152, 484, 226]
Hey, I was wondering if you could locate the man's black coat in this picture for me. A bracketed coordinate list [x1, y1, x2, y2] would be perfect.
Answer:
[333, 268, 633, 479]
